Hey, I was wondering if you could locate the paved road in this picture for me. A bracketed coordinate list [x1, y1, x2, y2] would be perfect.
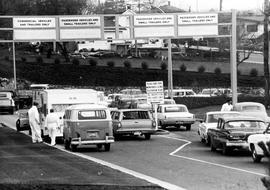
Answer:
[0, 114, 268, 190]
[0, 115, 166, 190]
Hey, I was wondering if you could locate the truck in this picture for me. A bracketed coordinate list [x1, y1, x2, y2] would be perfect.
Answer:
[38, 89, 101, 140]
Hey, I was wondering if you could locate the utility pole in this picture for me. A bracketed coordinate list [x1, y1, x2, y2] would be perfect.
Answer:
[264, 0, 270, 108]
[220, 0, 223, 11]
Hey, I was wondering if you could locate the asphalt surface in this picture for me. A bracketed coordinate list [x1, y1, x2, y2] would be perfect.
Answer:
[0, 123, 165, 190]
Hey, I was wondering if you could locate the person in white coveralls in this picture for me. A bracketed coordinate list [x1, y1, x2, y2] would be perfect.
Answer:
[28, 102, 43, 143]
[45, 108, 60, 146]
[221, 99, 233, 111]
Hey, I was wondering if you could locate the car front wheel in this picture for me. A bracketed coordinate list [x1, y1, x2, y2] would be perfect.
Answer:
[251, 145, 263, 163]
[104, 144, 110, 151]
[145, 134, 151, 140]
[210, 138, 216, 152]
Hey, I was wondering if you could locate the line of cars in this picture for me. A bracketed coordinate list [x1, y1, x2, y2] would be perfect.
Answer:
[198, 102, 270, 163]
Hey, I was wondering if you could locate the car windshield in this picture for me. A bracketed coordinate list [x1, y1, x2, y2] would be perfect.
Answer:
[123, 111, 149, 120]
[165, 106, 187, 112]
[225, 121, 267, 130]
[78, 110, 107, 120]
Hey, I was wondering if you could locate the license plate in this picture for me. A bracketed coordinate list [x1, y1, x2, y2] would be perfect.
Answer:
[88, 132, 97, 137]
[134, 132, 141, 136]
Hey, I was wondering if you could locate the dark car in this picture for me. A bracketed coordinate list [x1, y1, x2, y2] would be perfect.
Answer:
[208, 115, 267, 155]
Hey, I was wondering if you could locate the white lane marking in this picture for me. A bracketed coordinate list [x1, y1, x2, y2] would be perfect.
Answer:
[161, 135, 268, 177]
[56, 146, 186, 190]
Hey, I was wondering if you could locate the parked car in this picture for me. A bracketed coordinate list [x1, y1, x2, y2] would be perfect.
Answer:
[156, 104, 195, 130]
[247, 124, 270, 163]
[232, 102, 270, 123]
[111, 109, 156, 140]
[208, 115, 267, 155]
[0, 90, 15, 114]
[198, 111, 240, 145]
[164, 89, 197, 98]
[63, 104, 114, 152]
[16, 109, 30, 132]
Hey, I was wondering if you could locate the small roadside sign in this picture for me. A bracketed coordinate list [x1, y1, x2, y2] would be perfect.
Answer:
[146, 81, 164, 104]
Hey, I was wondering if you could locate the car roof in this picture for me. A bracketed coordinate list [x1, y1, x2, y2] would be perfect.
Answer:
[234, 102, 264, 107]
[115, 109, 150, 112]
[159, 104, 186, 107]
[66, 104, 107, 110]
[219, 115, 265, 122]
[207, 111, 240, 115]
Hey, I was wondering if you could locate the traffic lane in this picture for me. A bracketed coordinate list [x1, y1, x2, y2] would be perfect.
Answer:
[81, 131, 266, 190]
[0, 124, 162, 189]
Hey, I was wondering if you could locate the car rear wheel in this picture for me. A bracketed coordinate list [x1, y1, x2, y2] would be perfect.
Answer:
[145, 134, 151, 140]
[96, 144, 103, 150]
[70, 144, 78, 152]
[210, 138, 216, 152]
[104, 144, 110, 151]
[64, 138, 71, 150]
[251, 145, 263, 163]
[222, 143, 231, 155]
[186, 124, 191, 131]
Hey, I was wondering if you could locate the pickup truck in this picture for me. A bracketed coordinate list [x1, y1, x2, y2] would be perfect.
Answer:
[0, 91, 15, 114]
[208, 115, 267, 155]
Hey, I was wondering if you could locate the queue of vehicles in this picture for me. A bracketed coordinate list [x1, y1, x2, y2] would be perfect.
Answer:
[3, 85, 270, 163]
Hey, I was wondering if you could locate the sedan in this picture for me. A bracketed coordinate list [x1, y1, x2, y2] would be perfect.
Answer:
[111, 109, 156, 140]
[198, 111, 240, 145]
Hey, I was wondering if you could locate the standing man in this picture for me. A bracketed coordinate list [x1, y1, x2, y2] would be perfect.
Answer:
[28, 102, 43, 143]
[44, 109, 60, 146]
[221, 99, 233, 111]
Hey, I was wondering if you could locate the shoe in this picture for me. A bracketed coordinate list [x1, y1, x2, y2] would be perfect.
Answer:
[38, 141, 43, 143]
[51, 144, 56, 146]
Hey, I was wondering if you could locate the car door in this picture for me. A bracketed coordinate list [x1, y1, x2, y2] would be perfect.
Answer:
[121, 110, 152, 131]
[211, 118, 223, 147]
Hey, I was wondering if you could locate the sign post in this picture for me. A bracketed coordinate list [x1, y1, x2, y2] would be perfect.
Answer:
[146, 81, 164, 130]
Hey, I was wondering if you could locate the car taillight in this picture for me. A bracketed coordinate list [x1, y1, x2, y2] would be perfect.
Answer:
[152, 121, 156, 128]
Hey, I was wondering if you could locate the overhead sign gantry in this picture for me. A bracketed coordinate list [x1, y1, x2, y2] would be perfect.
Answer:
[0, 11, 237, 104]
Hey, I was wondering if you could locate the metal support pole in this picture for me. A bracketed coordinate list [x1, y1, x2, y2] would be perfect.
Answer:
[230, 9, 237, 105]
[167, 38, 173, 99]
[12, 41, 17, 90]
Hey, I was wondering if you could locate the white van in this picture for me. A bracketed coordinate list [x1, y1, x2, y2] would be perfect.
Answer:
[164, 89, 197, 98]
[38, 89, 100, 139]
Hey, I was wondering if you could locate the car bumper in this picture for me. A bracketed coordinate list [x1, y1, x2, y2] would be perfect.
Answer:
[71, 136, 115, 145]
[161, 119, 195, 126]
[226, 141, 249, 148]
[115, 129, 156, 135]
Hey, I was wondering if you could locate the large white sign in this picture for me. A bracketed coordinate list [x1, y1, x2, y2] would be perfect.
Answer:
[60, 28, 101, 40]
[13, 17, 56, 28]
[146, 81, 164, 104]
[134, 15, 174, 26]
[14, 30, 56, 40]
[59, 16, 101, 27]
[178, 13, 218, 25]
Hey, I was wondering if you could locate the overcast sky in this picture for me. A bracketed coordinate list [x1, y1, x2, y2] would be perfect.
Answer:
[169, 0, 264, 12]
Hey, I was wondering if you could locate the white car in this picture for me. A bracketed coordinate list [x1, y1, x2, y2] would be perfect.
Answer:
[232, 102, 270, 123]
[248, 124, 270, 163]
[157, 104, 195, 130]
[198, 111, 240, 145]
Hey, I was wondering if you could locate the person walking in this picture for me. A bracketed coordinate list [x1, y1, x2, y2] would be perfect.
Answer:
[44, 109, 60, 146]
[221, 99, 233, 111]
[28, 102, 43, 143]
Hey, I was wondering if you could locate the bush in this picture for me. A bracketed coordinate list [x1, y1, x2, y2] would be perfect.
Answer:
[250, 68, 258, 77]
[88, 58, 97, 66]
[214, 67, 221, 75]
[198, 65, 205, 73]
[160, 62, 167, 70]
[107, 61, 115, 67]
[36, 56, 43, 64]
[141, 61, 148, 69]
[21, 57, 27, 62]
[54, 58, 60, 65]
[123, 60, 131, 68]
[180, 64, 187, 72]
[72, 58, 80, 65]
